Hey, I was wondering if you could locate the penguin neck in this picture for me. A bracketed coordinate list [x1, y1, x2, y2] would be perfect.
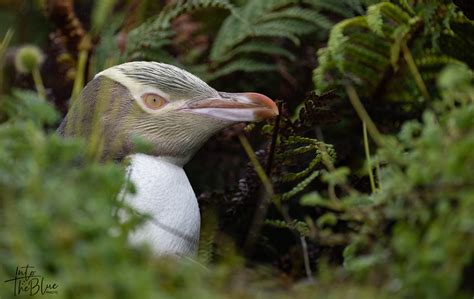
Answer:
[124, 153, 200, 256]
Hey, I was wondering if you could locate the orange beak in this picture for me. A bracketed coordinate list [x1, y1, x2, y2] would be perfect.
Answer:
[181, 92, 279, 122]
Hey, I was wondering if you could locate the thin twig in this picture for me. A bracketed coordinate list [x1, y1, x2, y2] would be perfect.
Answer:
[376, 159, 383, 191]
[265, 102, 281, 175]
[363, 122, 376, 193]
[71, 47, 89, 102]
[315, 127, 357, 196]
[401, 41, 431, 101]
[243, 190, 271, 257]
[370, 20, 423, 103]
[300, 236, 313, 280]
[280, 205, 313, 280]
[240, 113, 281, 256]
[32, 67, 46, 100]
[240, 133, 275, 256]
[345, 84, 385, 147]
[0, 29, 14, 96]
[238, 134, 274, 196]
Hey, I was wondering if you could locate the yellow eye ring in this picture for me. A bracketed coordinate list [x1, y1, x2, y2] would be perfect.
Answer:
[142, 93, 167, 110]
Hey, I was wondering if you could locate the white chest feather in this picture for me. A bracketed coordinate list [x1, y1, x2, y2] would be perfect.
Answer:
[124, 153, 200, 256]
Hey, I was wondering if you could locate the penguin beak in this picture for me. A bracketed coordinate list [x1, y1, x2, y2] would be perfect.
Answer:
[180, 92, 278, 122]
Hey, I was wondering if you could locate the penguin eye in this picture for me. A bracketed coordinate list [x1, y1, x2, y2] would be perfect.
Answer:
[143, 93, 167, 110]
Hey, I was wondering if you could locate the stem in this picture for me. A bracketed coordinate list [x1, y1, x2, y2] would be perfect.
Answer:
[280, 206, 313, 280]
[363, 122, 376, 193]
[345, 84, 384, 147]
[239, 134, 276, 256]
[265, 102, 281, 175]
[0, 29, 14, 95]
[300, 236, 313, 280]
[239, 134, 274, 196]
[401, 41, 431, 101]
[370, 20, 423, 103]
[71, 48, 88, 102]
[376, 159, 383, 191]
[32, 67, 46, 99]
[315, 127, 357, 196]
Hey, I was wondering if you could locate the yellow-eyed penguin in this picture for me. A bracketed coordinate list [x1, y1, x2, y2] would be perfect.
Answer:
[57, 62, 278, 256]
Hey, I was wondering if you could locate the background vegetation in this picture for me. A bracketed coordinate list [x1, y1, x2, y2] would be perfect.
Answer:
[0, 0, 473, 298]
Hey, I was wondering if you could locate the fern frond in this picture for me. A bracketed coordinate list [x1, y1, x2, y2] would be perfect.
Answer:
[279, 155, 322, 182]
[313, 1, 468, 107]
[259, 7, 333, 30]
[206, 58, 277, 81]
[282, 171, 321, 200]
[275, 134, 335, 195]
[211, 0, 298, 60]
[366, 2, 411, 36]
[327, 17, 368, 70]
[264, 219, 310, 236]
[314, 2, 415, 97]
[220, 41, 296, 63]
[257, 19, 318, 37]
[208, 0, 337, 79]
[125, 0, 234, 61]
[416, 54, 463, 68]
[252, 24, 301, 45]
[439, 20, 474, 68]
[303, 0, 364, 18]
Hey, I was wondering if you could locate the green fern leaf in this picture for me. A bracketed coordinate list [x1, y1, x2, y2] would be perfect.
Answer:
[282, 171, 321, 201]
[220, 41, 296, 63]
[206, 58, 278, 81]
[264, 219, 311, 236]
[260, 7, 333, 30]
[304, 0, 362, 18]
[208, 0, 338, 79]
[126, 0, 234, 61]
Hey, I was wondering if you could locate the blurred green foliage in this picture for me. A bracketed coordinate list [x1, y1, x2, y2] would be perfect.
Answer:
[1, 0, 474, 298]
[304, 63, 474, 299]
[0, 90, 392, 298]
